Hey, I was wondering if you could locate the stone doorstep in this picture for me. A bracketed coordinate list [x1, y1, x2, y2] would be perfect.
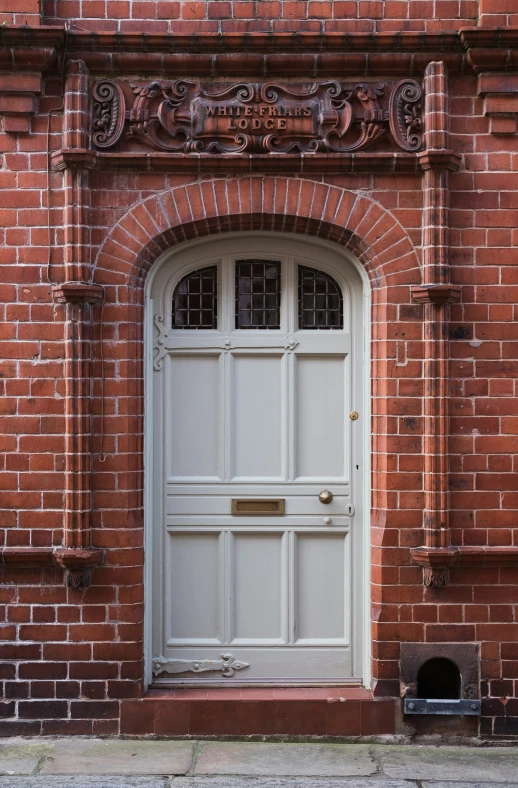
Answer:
[120, 687, 396, 737]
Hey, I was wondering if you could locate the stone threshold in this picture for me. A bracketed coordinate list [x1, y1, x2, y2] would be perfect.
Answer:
[120, 687, 396, 737]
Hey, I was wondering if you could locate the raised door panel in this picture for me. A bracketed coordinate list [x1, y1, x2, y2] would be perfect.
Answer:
[167, 354, 221, 479]
[295, 355, 348, 480]
[166, 532, 221, 643]
[295, 533, 349, 643]
[232, 532, 285, 642]
[232, 354, 284, 479]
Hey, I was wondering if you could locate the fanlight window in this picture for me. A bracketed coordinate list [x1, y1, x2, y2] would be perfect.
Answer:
[170, 260, 343, 331]
[171, 266, 218, 329]
[298, 265, 343, 330]
[235, 259, 281, 329]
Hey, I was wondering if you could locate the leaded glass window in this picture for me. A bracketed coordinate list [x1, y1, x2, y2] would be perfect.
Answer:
[298, 266, 343, 330]
[235, 259, 281, 329]
[171, 266, 217, 329]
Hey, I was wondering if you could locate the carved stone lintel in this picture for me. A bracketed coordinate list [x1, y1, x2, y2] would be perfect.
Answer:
[91, 78, 424, 156]
[410, 285, 461, 305]
[418, 150, 462, 171]
[52, 548, 103, 590]
[52, 282, 105, 304]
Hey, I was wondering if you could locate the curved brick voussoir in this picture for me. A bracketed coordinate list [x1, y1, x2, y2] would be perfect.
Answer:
[94, 177, 421, 291]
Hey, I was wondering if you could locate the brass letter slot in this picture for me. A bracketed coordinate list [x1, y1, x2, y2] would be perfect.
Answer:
[231, 499, 285, 516]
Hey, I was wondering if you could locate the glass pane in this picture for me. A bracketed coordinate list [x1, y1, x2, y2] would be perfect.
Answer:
[172, 266, 217, 329]
[298, 266, 343, 330]
[235, 260, 281, 329]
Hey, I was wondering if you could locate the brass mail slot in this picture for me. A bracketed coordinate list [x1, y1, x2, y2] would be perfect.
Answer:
[231, 498, 285, 516]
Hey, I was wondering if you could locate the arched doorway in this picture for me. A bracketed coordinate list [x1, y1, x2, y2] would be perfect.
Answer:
[146, 233, 369, 686]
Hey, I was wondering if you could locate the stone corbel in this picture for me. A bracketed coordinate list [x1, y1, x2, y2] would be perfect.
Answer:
[478, 74, 518, 136]
[0, 546, 103, 588]
[418, 151, 462, 172]
[411, 546, 518, 588]
[52, 282, 104, 304]
[410, 285, 461, 305]
[53, 547, 104, 590]
[0, 72, 42, 133]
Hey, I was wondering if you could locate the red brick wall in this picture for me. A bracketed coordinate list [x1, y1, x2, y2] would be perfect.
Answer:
[42, 0, 479, 33]
[0, 0, 40, 25]
[1, 3, 518, 739]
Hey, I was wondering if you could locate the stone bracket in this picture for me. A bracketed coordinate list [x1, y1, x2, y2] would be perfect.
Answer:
[0, 73, 42, 133]
[53, 548, 103, 590]
[411, 285, 462, 305]
[417, 150, 462, 171]
[1, 546, 103, 589]
[411, 546, 518, 588]
[52, 281, 104, 304]
[51, 149, 98, 171]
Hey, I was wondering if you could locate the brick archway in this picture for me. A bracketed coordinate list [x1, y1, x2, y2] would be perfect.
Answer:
[92, 176, 422, 696]
[94, 177, 420, 288]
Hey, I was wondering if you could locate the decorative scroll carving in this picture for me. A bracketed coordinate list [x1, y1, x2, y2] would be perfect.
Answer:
[153, 313, 168, 371]
[92, 79, 126, 149]
[388, 79, 423, 151]
[153, 653, 250, 677]
[91, 79, 424, 155]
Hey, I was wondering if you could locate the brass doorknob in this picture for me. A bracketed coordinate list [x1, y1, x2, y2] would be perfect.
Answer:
[318, 490, 333, 505]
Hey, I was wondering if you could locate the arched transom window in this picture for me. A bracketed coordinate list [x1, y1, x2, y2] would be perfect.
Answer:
[171, 258, 344, 331]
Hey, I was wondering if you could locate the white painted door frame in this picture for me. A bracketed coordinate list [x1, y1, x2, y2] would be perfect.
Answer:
[144, 232, 371, 688]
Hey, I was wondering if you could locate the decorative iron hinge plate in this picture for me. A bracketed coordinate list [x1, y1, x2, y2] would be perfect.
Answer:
[153, 653, 250, 677]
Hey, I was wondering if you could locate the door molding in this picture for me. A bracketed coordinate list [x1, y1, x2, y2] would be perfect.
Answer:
[144, 231, 371, 688]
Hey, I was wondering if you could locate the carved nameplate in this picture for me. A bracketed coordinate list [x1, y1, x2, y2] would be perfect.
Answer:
[92, 79, 423, 155]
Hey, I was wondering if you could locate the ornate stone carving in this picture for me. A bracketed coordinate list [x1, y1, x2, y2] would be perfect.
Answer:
[91, 79, 424, 155]
[388, 79, 423, 152]
[153, 653, 250, 677]
[153, 313, 168, 372]
[92, 79, 126, 149]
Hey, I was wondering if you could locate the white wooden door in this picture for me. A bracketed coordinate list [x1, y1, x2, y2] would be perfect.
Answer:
[149, 236, 365, 685]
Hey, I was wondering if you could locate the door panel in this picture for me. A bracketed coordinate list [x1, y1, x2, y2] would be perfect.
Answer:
[167, 532, 221, 642]
[168, 354, 221, 479]
[151, 237, 364, 685]
[232, 532, 284, 641]
[232, 354, 284, 479]
[295, 355, 347, 479]
[295, 533, 349, 641]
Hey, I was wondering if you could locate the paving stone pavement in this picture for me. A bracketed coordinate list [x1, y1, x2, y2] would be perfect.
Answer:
[0, 739, 518, 788]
